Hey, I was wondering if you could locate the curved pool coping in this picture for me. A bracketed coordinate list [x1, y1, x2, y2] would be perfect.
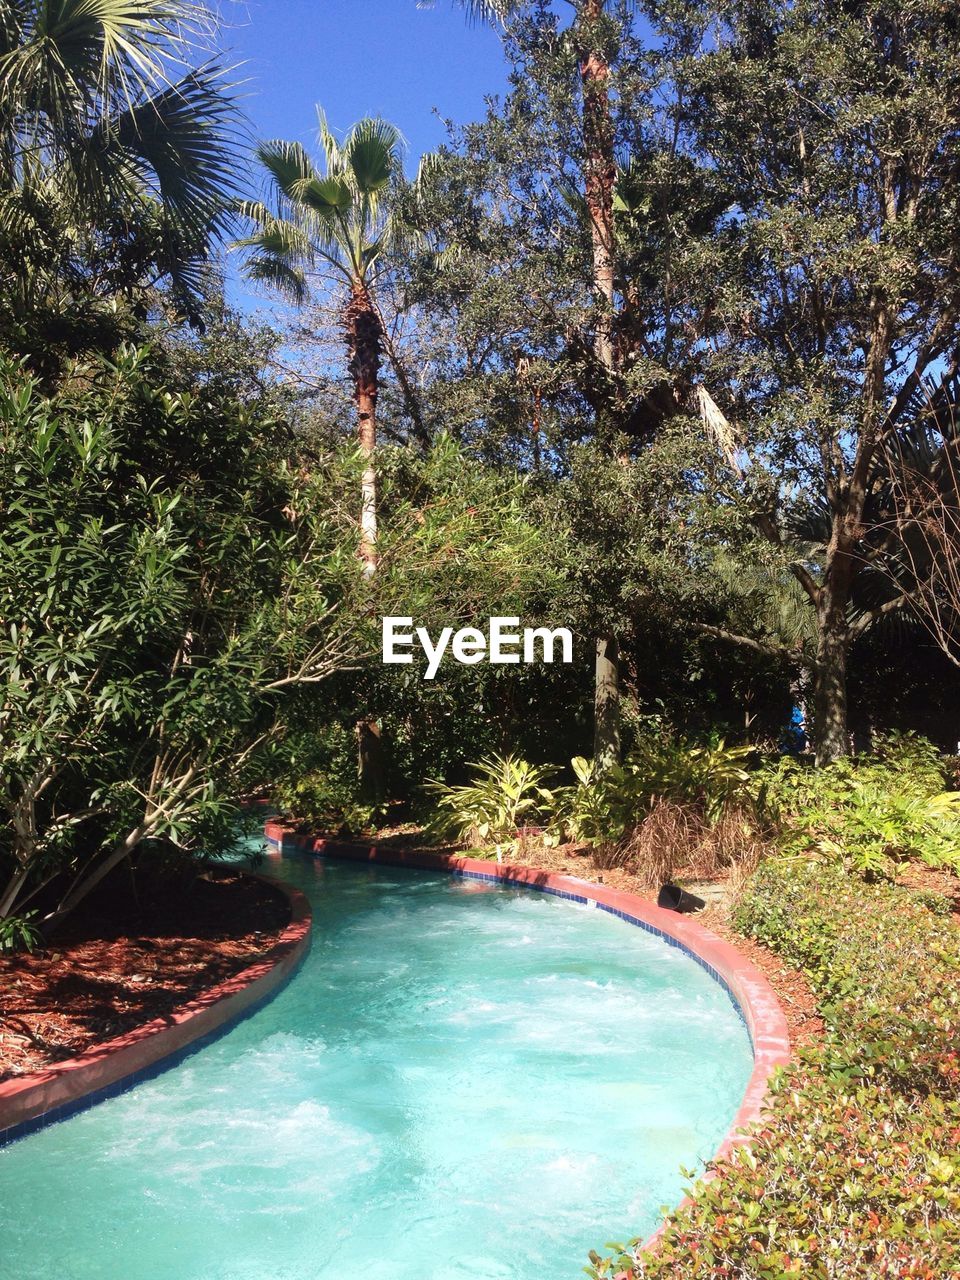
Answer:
[0, 874, 311, 1148]
[264, 822, 791, 1256]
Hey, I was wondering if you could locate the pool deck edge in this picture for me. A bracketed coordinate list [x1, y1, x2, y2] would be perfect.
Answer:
[264, 822, 791, 1261]
[0, 874, 311, 1147]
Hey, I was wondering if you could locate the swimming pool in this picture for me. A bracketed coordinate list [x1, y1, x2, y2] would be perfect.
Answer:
[0, 834, 754, 1280]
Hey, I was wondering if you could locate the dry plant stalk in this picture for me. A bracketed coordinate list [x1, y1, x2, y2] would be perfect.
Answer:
[595, 800, 769, 887]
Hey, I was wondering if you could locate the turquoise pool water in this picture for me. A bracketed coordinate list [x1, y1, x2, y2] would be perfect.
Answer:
[0, 836, 753, 1280]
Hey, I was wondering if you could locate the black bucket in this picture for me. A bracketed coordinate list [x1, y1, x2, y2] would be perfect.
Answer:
[657, 882, 706, 914]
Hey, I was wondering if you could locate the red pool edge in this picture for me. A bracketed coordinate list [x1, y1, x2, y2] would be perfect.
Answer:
[264, 821, 791, 1261]
[0, 874, 311, 1144]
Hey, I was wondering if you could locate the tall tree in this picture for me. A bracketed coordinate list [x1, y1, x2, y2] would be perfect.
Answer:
[434, 0, 651, 768]
[238, 114, 415, 577]
[576, 0, 622, 770]
[238, 113, 418, 794]
[655, 0, 960, 762]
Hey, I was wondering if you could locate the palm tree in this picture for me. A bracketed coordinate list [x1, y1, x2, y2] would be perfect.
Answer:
[237, 113, 415, 576]
[0, 0, 241, 324]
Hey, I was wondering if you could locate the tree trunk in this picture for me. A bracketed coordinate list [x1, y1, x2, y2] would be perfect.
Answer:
[345, 282, 386, 800]
[578, 0, 622, 769]
[812, 614, 849, 766]
[594, 633, 620, 769]
[357, 719, 386, 804]
[345, 282, 383, 577]
[578, 0, 616, 371]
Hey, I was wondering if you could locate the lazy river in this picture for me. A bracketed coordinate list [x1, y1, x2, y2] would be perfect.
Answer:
[0, 834, 754, 1280]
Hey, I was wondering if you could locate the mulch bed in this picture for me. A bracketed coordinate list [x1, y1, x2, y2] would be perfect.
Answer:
[0, 873, 290, 1081]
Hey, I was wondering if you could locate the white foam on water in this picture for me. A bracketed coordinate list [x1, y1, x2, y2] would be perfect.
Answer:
[0, 856, 753, 1280]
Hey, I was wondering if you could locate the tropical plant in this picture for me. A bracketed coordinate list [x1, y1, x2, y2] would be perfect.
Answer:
[425, 754, 558, 861]
[755, 733, 960, 879]
[550, 755, 646, 848]
[238, 111, 425, 800]
[237, 113, 418, 576]
[631, 737, 756, 823]
[0, 0, 242, 338]
[553, 737, 756, 846]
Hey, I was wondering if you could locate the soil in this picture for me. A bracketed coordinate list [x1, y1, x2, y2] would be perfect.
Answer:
[0, 873, 290, 1082]
[895, 860, 960, 912]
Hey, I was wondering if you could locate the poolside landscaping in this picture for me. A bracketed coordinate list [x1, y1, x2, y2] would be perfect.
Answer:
[0, 869, 290, 1080]
[3, 0, 960, 1276]
[271, 737, 960, 1278]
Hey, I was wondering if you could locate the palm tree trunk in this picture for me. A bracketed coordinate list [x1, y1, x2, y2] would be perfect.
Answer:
[344, 282, 387, 800]
[578, 0, 622, 769]
[345, 282, 383, 576]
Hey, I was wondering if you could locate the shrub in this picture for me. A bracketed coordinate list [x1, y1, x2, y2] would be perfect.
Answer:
[548, 740, 758, 868]
[0, 346, 363, 933]
[273, 725, 383, 836]
[587, 859, 960, 1280]
[755, 733, 960, 878]
[551, 755, 649, 850]
[631, 736, 756, 823]
[573, 795, 767, 882]
[425, 754, 558, 861]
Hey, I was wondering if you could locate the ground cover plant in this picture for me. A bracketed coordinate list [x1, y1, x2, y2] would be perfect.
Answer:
[585, 860, 960, 1280]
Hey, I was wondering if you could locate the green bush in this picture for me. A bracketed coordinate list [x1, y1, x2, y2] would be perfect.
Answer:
[587, 859, 960, 1280]
[0, 345, 364, 932]
[755, 733, 960, 878]
[550, 755, 649, 847]
[550, 738, 756, 850]
[425, 754, 558, 861]
[273, 725, 383, 836]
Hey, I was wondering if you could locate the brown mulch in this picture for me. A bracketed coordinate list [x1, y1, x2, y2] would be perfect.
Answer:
[896, 860, 960, 913]
[700, 915, 825, 1049]
[0, 873, 290, 1082]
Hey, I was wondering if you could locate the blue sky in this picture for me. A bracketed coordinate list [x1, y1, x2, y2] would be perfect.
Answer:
[223, 1, 510, 310]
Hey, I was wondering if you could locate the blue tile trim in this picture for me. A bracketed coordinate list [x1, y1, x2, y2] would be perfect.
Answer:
[266, 835, 751, 1041]
[0, 930, 311, 1151]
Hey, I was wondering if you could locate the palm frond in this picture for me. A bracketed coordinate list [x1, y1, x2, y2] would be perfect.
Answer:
[416, 0, 512, 26]
[243, 254, 308, 305]
[315, 106, 343, 173]
[342, 117, 404, 196]
[236, 108, 412, 296]
[235, 216, 313, 263]
[233, 197, 275, 228]
[0, 1, 216, 127]
[256, 138, 318, 203]
[298, 174, 353, 214]
[102, 60, 242, 239]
